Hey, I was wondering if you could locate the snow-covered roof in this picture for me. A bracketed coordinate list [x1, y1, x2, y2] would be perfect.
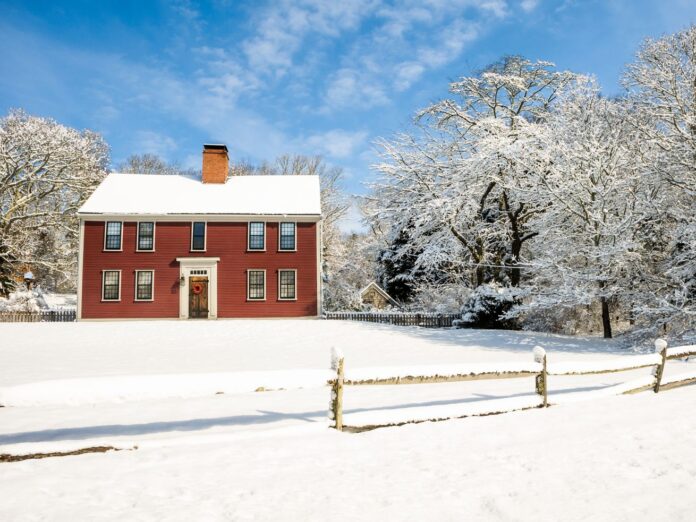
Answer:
[360, 281, 400, 306]
[78, 173, 322, 217]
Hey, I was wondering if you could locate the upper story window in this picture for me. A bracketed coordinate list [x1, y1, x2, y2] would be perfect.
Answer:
[137, 222, 155, 251]
[102, 270, 121, 301]
[104, 221, 122, 251]
[191, 222, 206, 251]
[279, 222, 296, 251]
[248, 222, 265, 251]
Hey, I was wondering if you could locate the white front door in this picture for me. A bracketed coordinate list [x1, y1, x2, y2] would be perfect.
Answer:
[176, 257, 220, 319]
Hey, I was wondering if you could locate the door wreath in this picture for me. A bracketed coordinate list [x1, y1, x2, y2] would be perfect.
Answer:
[192, 283, 203, 295]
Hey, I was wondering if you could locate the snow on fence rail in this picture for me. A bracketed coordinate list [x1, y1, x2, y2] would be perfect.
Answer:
[0, 310, 76, 323]
[327, 340, 696, 432]
[323, 312, 460, 328]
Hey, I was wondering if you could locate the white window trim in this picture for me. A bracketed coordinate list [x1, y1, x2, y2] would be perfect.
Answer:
[278, 222, 297, 252]
[247, 269, 266, 301]
[103, 221, 123, 252]
[101, 269, 122, 302]
[277, 269, 297, 301]
[134, 270, 155, 302]
[190, 221, 207, 252]
[136, 221, 156, 252]
[247, 221, 266, 252]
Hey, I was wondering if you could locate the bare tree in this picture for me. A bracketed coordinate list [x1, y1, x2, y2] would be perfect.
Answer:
[118, 153, 198, 177]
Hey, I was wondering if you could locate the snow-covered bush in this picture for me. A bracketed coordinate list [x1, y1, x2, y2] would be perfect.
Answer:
[408, 283, 471, 314]
[0, 289, 42, 312]
[458, 283, 521, 329]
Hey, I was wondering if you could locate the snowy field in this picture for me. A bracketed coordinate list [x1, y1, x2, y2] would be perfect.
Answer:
[1, 320, 695, 520]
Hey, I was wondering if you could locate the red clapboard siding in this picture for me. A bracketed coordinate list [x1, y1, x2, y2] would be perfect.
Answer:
[80, 221, 318, 319]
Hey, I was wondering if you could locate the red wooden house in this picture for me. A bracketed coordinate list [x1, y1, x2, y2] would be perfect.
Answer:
[77, 144, 322, 320]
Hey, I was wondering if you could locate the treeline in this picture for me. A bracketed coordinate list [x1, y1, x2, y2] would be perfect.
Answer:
[361, 27, 696, 340]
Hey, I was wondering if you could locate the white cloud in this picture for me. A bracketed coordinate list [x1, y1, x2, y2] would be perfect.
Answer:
[324, 68, 390, 109]
[134, 130, 178, 159]
[520, 0, 540, 12]
[305, 129, 369, 158]
[241, 0, 376, 76]
[415, 21, 480, 68]
[394, 62, 426, 91]
[337, 198, 368, 234]
[319, 1, 498, 111]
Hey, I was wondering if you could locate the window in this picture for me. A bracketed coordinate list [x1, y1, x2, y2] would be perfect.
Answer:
[247, 270, 265, 300]
[104, 221, 122, 250]
[135, 270, 154, 301]
[137, 222, 155, 251]
[248, 222, 265, 250]
[102, 270, 121, 301]
[279, 222, 296, 251]
[191, 222, 206, 251]
[278, 270, 296, 300]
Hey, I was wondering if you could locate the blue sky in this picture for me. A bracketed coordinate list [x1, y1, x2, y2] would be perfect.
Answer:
[2, 0, 695, 202]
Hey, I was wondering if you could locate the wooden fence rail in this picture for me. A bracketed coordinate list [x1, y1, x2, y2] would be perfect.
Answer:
[329, 339, 696, 432]
[324, 311, 460, 328]
[0, 310, 76, 323]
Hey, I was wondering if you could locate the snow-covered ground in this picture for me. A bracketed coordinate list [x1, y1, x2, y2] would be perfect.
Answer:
[0, 320, 694, 520]
[2, 388, 695, 521]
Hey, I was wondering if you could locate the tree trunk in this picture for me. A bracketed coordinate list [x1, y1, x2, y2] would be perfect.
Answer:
[600, 296, 612, 339]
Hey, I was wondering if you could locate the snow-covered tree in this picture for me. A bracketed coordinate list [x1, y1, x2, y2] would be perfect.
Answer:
[517, 82, 645, 338]
[322, 231, 381, 311]
[622, 25, 696, 337]
[0, 110, 108, 294]
[370, 57, 578, 326]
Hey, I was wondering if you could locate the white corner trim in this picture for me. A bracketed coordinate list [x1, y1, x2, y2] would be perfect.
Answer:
[77, 218, 85, 320]
[317, 220, 323, 316]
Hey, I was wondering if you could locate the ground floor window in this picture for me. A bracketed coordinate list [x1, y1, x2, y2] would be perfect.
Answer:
[278, 269, 296, 300]
[102, 270, 121, 301]
[135, 270, 154, 301]
[247, 270, 266, 300]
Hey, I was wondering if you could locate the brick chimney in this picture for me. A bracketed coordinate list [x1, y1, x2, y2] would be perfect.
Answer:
[202, 144, 229, 183]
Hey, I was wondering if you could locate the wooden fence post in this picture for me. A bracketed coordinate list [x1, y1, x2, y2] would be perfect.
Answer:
[330, 347, 345, 431]
[533, 346, 548, 407]
[653, 338, 668, 393]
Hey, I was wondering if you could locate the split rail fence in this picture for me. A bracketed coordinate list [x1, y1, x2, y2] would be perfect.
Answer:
[324, 312, 460, 328]
[0, 310, 76, 323]
[328, 340, 696, 432]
